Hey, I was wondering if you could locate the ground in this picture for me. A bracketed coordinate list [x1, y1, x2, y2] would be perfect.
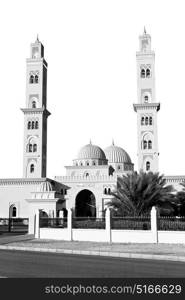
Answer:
[1, 249, 185, 278]
[3, 238, 185, 257]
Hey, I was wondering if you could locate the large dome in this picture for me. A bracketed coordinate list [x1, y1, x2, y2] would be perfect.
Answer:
[104, 143, 132, 164]
[77, 143, 106, 160]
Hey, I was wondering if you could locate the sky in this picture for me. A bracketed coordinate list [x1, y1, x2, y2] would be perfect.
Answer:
[0, 0, 185, 178]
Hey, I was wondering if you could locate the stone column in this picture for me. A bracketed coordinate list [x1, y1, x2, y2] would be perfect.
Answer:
[105, 207, 111, 243]
[35, 209, 40, 239]
[67, 208, 73, 241]
[151, 206, 158, 243]
[28, 213, 36, 235]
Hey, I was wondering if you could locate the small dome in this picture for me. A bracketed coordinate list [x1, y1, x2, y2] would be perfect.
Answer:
[104, 143, 132, 164]
[38, 181, 53, 192]
[77, 143, 106, 160]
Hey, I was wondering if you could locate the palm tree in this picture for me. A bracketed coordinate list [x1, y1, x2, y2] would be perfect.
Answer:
[174, 181, 185, 216]
[108, 171, 174, 216]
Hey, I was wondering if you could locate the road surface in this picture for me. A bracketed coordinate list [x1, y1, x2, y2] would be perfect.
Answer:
[0, 250, 185, 277]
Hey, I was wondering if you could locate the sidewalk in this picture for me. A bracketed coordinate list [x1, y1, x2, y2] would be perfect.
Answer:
[1, 237, 185, 262]
[0, 234, 34, 245]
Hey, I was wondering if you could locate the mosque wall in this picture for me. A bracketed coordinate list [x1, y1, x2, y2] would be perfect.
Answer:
[0, 178, 61, 218]
[64, 180, 116, 217]
[65, 165, 109, 177]
[0, 181, 40, 218]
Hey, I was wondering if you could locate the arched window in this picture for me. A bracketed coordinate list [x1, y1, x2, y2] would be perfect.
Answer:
[146, 69, 151, 77]
[35, 75, 39, 83]
[80, 162, 83, 166]
[29, 75, 34, 84]
[146, 161, 150, 171]
[35, 121, 39, 129]
[104, 188, 107, 195]
[141, 117, 145, 125]
[30, 164, 34, 173]
[31, 121, 35, 129]
[61, 189, 64, 195]
[64, 189, 67, 195]
[149, 117, 152, 125]
[12, 206, 17, 218]
[33, 144, 37, 152]
[143, 140, 147, 149]
[92, 161, 96, 166]
[117, 165, 121, 170]
[85, 172, 89, 177]
[141, 69, 145, 78]
[148, 140, 152, 149]
[108, 188, 111, 195]
[29, 144, 32, 152]
[144, 95, 149, 103]
[145, 117, 149, 125]
[32, 101, 36, 108]
[27, 121, 31, 129]
[86, 161, 89, 166]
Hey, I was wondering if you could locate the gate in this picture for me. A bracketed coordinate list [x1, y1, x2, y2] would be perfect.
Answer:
[0, 218, 29, 234]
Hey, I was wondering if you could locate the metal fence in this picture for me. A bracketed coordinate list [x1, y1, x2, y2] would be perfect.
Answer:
[38, 215, 185, 231]
[0, 218, 29, 233]
[112, 216, 151, 230]
[40, 217, 67, 228]
[72, 217, 106, 229]
[157, 216, 185, 231]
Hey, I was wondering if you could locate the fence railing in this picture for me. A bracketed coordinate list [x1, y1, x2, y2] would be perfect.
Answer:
[158, 216, 185, 231]
[72, 217, 106, 229]
[38, 215, 185, 231]
[111, 215, 151, 230]
[40, 218, 67, 228]
[0, 218, 29, 233]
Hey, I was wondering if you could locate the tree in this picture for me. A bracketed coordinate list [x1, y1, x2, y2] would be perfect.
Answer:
[108, 171, 174, 216]
[174, 181, 185, 216]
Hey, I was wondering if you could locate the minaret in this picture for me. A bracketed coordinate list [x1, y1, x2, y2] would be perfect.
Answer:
[133, 29, 160, 172]
[21, 36, 50, 178]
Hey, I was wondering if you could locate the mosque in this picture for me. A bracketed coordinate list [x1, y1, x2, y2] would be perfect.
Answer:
[0, 30, 184, 219]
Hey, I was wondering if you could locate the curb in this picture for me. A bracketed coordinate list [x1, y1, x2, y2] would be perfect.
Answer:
[0, 245, 185, 262]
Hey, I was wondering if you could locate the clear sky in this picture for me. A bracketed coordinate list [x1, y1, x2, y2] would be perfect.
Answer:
[0, 0, 184, 178]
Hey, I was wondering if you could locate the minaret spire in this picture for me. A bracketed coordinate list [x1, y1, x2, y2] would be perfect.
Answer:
[21, 39, 50, 178]
[133, 31, 160, 173]
[36, 34, 40, 43]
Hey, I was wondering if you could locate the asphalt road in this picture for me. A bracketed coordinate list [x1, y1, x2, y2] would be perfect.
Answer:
[0, 250, 185, 278]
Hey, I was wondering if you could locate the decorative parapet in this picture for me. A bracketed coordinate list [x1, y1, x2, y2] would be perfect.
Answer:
[0, 177, 53, 186]
[21, 107, 51, 117]
[133, 103, 160, 112]
[164, 175, 185, 184]
[55, 174, 118, 183]
[65, 165, 109, 169]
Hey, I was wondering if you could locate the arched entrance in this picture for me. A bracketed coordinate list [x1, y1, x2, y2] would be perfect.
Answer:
[75, 189, 96, 217]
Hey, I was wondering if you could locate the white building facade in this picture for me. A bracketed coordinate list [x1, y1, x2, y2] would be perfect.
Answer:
[0, 31, 184, 219]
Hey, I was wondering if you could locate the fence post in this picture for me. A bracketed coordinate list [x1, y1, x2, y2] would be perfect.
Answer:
[28, 214, 36, 235]
[151, 206, 158, 243]
[67, 208, 72, 241]
[8, 218, 12, 233]
[106, 207, 112, 243]
[35, 209, 40, 238]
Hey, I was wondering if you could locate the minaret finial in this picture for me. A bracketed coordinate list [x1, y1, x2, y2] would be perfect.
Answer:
[36, 34, 40, 43]
[144, 26, 147, 35]
[89, 139, 92, 145]
[112, 139, 115, 146]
